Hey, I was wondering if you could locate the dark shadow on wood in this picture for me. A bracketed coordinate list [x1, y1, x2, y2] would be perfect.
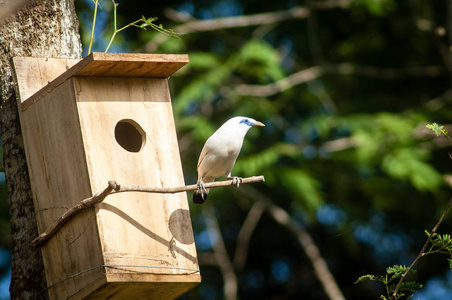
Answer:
[100, 203, 197, 264]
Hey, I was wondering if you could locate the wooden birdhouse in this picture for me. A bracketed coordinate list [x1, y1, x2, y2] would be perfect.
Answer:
[12, 53, 201, 299]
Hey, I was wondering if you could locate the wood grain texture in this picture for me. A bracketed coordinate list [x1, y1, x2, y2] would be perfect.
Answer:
[12, 57, 79, 101]
[33, 176, 265, 247]
[14, 55, 200, 299]
[19, 52, 189, 111]
[75, 76, 199, 273]
[18, 79, 105, 300]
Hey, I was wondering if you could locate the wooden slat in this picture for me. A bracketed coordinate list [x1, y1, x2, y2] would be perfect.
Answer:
[12, 57, 79, 102]
[16, 52, 189, 112]
[75, 52, 189, 77]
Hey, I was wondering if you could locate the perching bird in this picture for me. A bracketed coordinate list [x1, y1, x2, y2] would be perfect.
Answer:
[193, 116, 265, 204]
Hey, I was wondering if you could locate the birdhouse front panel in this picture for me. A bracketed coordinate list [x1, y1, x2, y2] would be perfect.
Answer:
[73, 76, 199, 279]
[13, 54, 200, 300]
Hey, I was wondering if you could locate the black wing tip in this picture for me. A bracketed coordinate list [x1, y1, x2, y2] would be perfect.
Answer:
[193, 192, 207, 204]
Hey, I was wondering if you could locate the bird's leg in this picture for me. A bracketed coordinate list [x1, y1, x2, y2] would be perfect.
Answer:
[197, 179, 208, 199]
[227, 176, 243, 188]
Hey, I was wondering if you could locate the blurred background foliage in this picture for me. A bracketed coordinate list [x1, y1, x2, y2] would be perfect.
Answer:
[2, 0, 452, 299]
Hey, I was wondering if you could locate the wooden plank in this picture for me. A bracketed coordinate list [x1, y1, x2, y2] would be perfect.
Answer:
[18, 53, 189, 112]
[75, 52, 189, 77]
[17, 79, 106, 300]
[89, 280, 200, 299]
[12, 57, 79, 102]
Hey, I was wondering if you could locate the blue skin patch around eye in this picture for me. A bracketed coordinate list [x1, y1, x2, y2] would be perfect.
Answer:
[240, 118, 252, 126]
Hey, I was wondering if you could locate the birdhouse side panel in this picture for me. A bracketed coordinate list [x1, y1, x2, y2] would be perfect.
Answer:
[19, 79, 106, 299]
[72, 77, 199, 285]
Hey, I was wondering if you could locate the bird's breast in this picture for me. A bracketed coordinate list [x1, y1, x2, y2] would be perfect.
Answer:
[198, 134, 244, 178]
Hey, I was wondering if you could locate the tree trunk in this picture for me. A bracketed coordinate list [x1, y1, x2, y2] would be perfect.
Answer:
[0, 1, 82, 298]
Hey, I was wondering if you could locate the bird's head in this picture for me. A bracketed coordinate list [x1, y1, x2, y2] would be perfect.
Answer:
[239, 117, 265, 128]
[217, 116, 265, 135]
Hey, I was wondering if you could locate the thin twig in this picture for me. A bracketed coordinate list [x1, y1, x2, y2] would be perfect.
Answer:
[104, 0, 119, 53]
[32, 175, 265, 248]
[88, 0, 101, 55]
[391, 196, 452, 299]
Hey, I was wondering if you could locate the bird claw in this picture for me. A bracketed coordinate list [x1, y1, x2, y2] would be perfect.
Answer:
[197, 180, 208, 199]
[229, 176, 243, 188]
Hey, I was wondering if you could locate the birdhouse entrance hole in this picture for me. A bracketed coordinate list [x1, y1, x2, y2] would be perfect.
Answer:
[114, 119, 146, 152]
[13, 53, 201, 300]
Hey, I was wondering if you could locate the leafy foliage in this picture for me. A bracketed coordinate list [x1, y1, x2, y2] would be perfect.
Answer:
[87, 0, 180, 53]
[356, 265, 422, 300]
[28, 0, 452, 299]
[355, 124, 452, 299]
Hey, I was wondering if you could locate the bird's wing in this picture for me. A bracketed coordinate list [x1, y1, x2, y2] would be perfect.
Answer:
[196, 140, 211, 181]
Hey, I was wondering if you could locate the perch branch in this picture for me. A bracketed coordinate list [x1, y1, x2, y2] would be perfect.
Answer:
[32, 175, 265, 248]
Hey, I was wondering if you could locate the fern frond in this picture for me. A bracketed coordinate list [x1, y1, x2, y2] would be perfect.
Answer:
[355, 274, 386, 284]
[386, 265, 409, 275]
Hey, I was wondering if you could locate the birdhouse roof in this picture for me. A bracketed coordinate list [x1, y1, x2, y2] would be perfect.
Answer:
[14, 53, 189, 111]
[71, 52, 189, 78]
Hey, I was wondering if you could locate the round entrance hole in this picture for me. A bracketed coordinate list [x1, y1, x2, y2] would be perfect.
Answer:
[114, 119, 146, 152]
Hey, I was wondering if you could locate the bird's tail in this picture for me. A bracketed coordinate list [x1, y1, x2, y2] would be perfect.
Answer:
[193, 191, 207, 204]
[193, 178, 212, 204]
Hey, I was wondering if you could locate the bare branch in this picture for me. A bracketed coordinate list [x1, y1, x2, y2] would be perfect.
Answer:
[424, 89, 452, 111]
[33, 175, 265, 247]
[267, 203, 346, 300]
[203, 205, 238, 300]
[233, 199, 268, 271]
[235, 186, 345, 300]
[232, 64, 446, 97]
[140, 0, 352, 52]
[322, 137, 358, 153]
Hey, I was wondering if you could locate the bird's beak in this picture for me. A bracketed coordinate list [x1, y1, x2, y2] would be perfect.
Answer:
[254, 121, 265, 127]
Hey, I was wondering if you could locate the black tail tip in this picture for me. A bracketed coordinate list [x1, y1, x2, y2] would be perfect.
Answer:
[193, 192, 207, 204]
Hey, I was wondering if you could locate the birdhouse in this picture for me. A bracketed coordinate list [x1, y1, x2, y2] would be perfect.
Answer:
[12, 53, 201, 299]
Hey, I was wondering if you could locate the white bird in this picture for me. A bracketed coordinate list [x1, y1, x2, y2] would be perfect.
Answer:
[193, 116, 265, 204]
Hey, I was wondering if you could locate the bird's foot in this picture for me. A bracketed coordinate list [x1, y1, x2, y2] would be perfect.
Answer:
[228, 176, 243, 188]
[197, 180, 208, 199]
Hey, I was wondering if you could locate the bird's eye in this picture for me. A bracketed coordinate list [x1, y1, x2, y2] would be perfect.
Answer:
[240, 118, 250, 125]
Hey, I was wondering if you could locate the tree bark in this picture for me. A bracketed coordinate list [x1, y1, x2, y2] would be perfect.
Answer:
[0, 0, 82, 299]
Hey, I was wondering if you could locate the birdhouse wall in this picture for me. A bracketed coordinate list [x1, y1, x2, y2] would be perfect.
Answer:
[15, 54, 200, 300]
[19, 78, 106, 299]
[73, 76, 200, 298]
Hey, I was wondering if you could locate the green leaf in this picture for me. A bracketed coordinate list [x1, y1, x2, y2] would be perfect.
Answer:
[426, 122, 447, 137]
[231, 39, 284, 83]
[430, 233, 452, 250]
[386, 265, 409, 275]
[353, 0, 396, 16]
[278, 169, 323, 212]
[355, 274, 386, 284]
[398, 281, 423, 292]
[382, 148, 443, 192]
